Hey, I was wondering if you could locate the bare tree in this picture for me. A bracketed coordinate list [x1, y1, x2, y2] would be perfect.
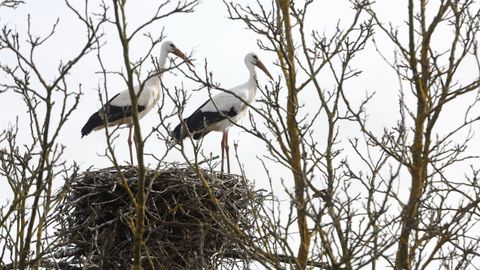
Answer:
[2, 0, 479, 269]
[105, 0, 197, 268]
[361, 0, 480, 269]
[1, 0, 199, 268]
[217, 0, 378, 268]
[186, 0, 479, 269]
[0, 1, 105, 268]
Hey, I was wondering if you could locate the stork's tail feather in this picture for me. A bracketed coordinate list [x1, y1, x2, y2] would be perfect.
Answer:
[171, 117, 208, 144]
[81, 111, 102, 138]
[171, 121, 189, 143]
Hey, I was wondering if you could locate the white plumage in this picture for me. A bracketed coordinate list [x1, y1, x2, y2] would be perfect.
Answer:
[104, 76, 163, 125]
[173, 52, 273, 173]
[81, 40, 192, 162]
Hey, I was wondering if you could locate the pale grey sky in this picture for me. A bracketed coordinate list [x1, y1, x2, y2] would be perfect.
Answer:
[0, 0, 383, 186]
[0, 0, 408, 182]
[1, 0, 479, 268]
[1, 0, 477, 224]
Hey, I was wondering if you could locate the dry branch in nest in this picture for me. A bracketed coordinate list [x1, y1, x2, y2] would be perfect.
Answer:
[54, 165, 263, 269]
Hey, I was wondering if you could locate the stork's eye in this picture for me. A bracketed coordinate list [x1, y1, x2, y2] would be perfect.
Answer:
[170, 44, 175, 48]
[253, 55, 258, 59]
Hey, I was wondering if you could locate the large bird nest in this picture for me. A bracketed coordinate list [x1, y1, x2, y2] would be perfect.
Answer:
[55, 165, 262, 269]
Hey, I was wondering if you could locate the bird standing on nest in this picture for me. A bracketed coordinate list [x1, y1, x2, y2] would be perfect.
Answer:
[81, 41, 193, 163]
[172, 53, 273, 173]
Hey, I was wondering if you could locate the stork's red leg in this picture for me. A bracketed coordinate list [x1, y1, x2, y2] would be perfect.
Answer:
[225, 131, 230, 174]
[128, 125, 133, 164]
[221, 132, 226, 173]
[134, 128, 138, 160]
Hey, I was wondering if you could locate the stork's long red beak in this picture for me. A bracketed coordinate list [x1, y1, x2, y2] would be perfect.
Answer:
[255, 60, 273, 80]
[173, 48, 194, 67]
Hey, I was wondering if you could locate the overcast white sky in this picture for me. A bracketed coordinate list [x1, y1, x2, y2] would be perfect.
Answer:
[1, 0, 479, 268]
[1, 0, 477, 224]
[0, 0, 410, 186]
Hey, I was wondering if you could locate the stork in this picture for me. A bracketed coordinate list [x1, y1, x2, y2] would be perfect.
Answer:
[81, 41, 192, 163]
[172, 53, 273, 173]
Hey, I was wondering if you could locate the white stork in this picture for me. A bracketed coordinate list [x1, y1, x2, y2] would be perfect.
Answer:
[81, 41, 192, 162]
[172, 53, 273, 173]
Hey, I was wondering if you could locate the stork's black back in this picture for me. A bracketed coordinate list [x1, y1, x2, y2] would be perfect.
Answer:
[81, 93, 145, 137]
[172, 105, 238, 142]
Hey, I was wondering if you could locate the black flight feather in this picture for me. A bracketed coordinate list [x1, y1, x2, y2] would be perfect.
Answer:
[172, 103, 238, 142]
[81, 93, 146, 137]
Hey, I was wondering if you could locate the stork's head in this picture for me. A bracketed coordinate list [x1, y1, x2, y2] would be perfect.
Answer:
[161, 40, 193, 66]
[245, 53, 273, 80]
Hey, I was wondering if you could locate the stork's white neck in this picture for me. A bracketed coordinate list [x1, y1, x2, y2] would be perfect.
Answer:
[140, 49, 169, 105]
[145, 49, 168, 87]
[157, 49, 169, 74]
[246, 63, 258, 89]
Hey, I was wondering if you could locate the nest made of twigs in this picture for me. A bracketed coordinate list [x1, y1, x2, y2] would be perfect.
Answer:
[55, 165, 260, 269]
